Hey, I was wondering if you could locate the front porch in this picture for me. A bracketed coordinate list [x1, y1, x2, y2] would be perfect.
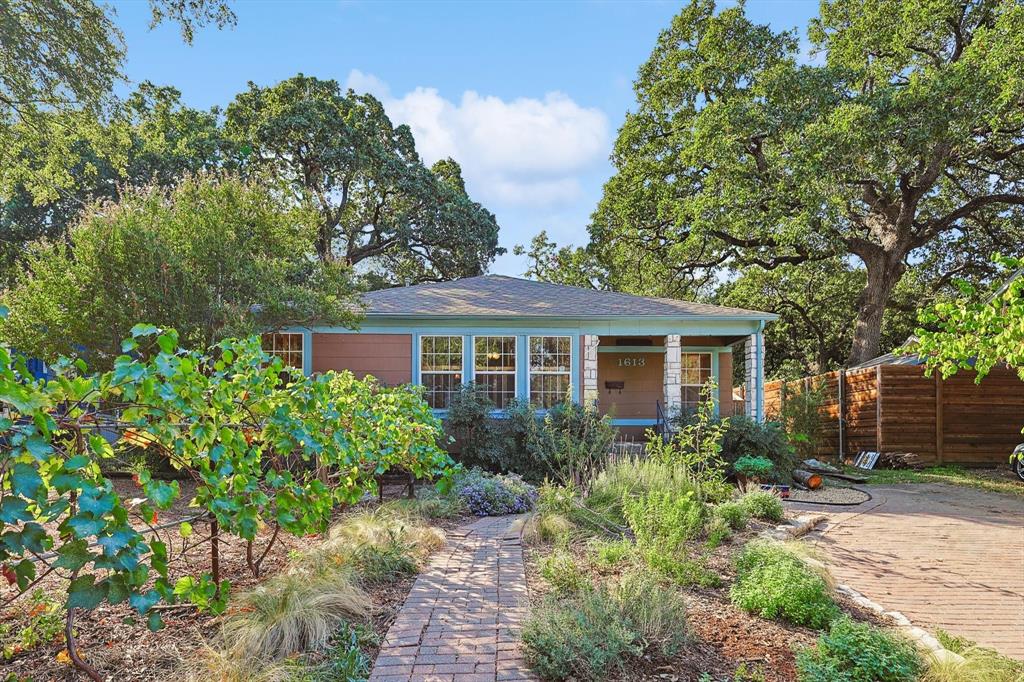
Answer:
[581, 333, 765, 437]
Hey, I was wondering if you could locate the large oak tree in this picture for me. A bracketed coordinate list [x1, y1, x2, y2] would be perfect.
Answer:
[224, 75, 503, 283]
[587, 0, 1024, 364]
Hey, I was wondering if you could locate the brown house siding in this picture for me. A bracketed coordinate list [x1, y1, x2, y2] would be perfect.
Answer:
[718, 351, 732, 410]
[596, 349, 664, 419]
[311, 333, 412, 386]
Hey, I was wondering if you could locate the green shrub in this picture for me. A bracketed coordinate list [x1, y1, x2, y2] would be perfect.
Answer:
[678, 414, 797, 483]
[0, 589, 64, 660]
[522, 571, 686, 681]
[444, 382, 504, 468]
[741, 490, 785, 522]
[645, 550, 722, 587]
[589, 538, 635, 570]
[730, 542, 840, 629]
[587, 457, 701, 524]
[796, 618, 923, 682]
[705, 515, 733, 548]
[734, 455, 775, 478]
[525, 397, 618, 487]
[623, 489, 705, 552]
[288, 624, 372, 682]
[713, 500, 750, 530]
[540, 549, 586, 594]
[778, 380, 827, 461]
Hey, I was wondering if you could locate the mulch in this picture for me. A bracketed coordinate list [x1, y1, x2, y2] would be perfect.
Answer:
[1, 480, 461, 681]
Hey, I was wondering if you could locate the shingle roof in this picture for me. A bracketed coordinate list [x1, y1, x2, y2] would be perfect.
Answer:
[361, 275, 776, 319]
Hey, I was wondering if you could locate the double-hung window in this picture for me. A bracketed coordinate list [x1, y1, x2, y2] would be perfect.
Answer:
[420, 336, 463, 409]
[528, 336, 572, 409]
[473, 336, 516, 408]
[680, 352, 713, 411]
[261, 332, 304, 369]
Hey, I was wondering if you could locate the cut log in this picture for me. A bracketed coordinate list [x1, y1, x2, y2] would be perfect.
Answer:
[792, 469, 823, 490]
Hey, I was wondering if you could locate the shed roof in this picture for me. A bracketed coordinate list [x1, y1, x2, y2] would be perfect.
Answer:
[361, 275, 776, 320]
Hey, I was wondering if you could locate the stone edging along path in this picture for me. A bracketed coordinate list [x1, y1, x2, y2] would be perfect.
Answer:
[369, 514, 539, 682]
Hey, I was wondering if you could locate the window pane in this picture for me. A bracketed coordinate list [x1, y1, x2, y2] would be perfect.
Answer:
[262, 333, 303, 368]
[422, 336, 463, 372]
[422, 372, 462, 409]
[474, 336, 516, 372]
[477, 372, 516, 409]
[530, 373, 569, 409]
[530, 336, 571, 372]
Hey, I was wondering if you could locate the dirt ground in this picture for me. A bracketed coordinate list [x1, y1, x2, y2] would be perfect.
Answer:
[1, 480, 455, 681]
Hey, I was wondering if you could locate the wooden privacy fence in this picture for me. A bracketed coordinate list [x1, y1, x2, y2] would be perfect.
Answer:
[764, 364, 1024, 466]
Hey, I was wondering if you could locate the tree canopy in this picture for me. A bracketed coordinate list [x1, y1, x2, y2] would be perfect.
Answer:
[0, 175, 359, 367]
[544, 0, 1024, 366]
[224, 74, 503, 283]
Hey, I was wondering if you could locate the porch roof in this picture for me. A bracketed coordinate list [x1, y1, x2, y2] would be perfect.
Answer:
[362, 275, 777, 321]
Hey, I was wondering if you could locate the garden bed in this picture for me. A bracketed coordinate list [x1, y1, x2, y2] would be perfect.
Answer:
[0, 480, 470, 680]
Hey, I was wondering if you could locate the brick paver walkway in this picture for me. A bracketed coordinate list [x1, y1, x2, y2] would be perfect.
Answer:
[370, 515, 538, 682]
[793, 483, 1024, 660]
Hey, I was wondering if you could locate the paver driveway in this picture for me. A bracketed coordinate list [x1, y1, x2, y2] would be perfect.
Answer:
[793, 483, 1024, 660]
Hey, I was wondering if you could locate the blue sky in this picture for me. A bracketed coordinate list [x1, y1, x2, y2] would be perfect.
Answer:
[111, 0, 819, 275]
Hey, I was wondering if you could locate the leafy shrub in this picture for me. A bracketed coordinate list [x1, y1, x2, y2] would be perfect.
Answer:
[713, 500, 750, 530]
[777, 380, 827, 461]
[589, 539, 634, 571]
[454, 468, 538, 515]
[741, 490, 785, 522]
[220, 572, 371, 660]
[730, 542, 839, 629]
[289, 625, 372, 682]
[734, 455, 775, 478]
[623, 489, 705, 552]
[796, 618, 923, 682]
[540, 549, 586, 594]
[522, 571, 686, 680]
[705, 515, 733, 548]
[444, 388, 617, 483]
[721, 416, 797, 480]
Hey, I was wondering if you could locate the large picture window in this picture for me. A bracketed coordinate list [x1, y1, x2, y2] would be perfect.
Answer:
[473, 336, 516, 408]
[261, 332, 303, 369]
[420, 336, 463, 409]
[529, 336, 572, 408]
[680, 352, 713, 411]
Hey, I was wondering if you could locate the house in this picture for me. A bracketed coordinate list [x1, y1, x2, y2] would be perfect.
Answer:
[263, 275, 777, 435]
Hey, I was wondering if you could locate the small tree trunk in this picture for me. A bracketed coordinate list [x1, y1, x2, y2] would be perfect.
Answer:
[847, 252, 906, 366]
[210, 518, 220, 595]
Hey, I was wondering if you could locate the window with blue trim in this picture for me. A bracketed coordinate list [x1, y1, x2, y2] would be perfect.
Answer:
[474, 336, 516, 408]
[529, 336, 572, 408]
[420, 335, 463, 408]
[261, 332, 303, 368]
[681, 352, 712, 410]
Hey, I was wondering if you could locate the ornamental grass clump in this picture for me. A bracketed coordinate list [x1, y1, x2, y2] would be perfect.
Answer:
[740, 489, 785, 522]
[730, 541, 840, 629]
[796, 618, 923, 682]
[522, 571, 686, 681]
[454, 468, 538, 516]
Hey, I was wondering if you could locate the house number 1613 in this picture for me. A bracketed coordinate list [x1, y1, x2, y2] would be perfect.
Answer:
[618, 357, 645, 367]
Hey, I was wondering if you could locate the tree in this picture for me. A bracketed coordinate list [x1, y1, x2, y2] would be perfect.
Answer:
[0, 82, 223, 286]
[0, 0, 234, 204]
[715, 259, 926, 377]
[224, 74, 502, 283]
[585, 0, 1024, 364]
[0, 175, 358, 367]
[917, 255, 1024, 379]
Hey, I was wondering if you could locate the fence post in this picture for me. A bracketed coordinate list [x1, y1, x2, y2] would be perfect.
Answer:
[934, 372, 944, 465]
[875, 365, 884, 454]
[838, 369, 846, 461]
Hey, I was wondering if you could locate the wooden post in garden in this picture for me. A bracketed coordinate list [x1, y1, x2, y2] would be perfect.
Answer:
[935, 373, 944, 465]
[875, 365, 884, 455]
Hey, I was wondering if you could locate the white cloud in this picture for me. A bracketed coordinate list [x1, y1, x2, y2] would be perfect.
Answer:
[345, 70, 609, 208]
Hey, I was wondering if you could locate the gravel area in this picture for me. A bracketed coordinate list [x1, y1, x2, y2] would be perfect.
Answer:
[787, 486, 871, 505]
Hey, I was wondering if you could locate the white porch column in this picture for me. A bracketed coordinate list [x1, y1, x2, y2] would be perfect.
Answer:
[582, 335, 600, 409]
[664, 334, 682, 416]
[744, 333, 765, 422]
